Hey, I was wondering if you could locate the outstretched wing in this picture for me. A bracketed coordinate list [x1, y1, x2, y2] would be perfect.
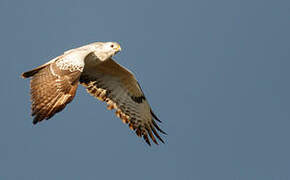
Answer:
[22, 62, 81, 124]
[79, 58, 166, 145]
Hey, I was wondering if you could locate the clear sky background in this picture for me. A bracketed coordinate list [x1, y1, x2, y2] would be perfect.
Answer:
[0, 0, 289, 179]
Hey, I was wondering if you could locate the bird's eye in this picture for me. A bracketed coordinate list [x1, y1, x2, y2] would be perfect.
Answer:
[110, 44, 114, 48]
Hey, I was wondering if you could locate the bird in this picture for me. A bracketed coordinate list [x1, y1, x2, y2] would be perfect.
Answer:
[21, 42, 166, 145]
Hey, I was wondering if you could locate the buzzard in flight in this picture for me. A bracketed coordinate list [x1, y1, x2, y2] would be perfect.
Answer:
[22, 42, 165, 145]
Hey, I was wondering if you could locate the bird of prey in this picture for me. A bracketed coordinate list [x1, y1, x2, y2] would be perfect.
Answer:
[21, 42, 165, 145]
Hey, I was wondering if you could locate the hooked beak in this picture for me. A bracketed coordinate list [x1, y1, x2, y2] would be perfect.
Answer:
[115, 44, 121, 52]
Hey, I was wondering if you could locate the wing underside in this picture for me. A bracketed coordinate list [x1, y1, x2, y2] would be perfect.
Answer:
[80, 58, 166, 145]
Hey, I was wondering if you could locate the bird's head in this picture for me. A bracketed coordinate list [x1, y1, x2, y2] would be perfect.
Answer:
[90, 42, 121, 61]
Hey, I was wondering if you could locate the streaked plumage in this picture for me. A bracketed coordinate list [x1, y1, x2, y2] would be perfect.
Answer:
[22, 42, 166, 145]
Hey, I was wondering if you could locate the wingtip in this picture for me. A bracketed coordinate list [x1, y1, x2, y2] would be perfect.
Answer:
[21, 65, 47, 79]
[152, 120, 167, 135]
[21, 72, 29, 79]
[151, 109, 162, 123]
[143, 134, 151, 146]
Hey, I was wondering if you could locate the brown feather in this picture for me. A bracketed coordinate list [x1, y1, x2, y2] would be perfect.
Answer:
[24, 62, 81, 124]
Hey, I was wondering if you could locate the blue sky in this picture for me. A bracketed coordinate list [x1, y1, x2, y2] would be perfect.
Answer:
[0, 0, 290, 179]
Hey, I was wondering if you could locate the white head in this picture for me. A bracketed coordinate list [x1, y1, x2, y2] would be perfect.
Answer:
[89, 42, 121, 61]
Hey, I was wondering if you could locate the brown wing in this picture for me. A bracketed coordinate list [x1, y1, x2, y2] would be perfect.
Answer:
[80, 58, 166, 145]
[23, 62, 81, 124]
